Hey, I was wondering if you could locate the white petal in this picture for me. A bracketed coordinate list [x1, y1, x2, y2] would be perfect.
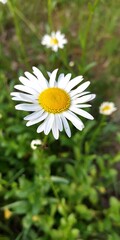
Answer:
[72, 91, 90, 100]
[14, 85, 38, 95]
[65, 76, 83, 92]
[26, 112, 48, 126]
[70, 81, 90, 97]
[62, 39, 67, 44]
[37, 122, 46, 133]
[24, 109, 44, 120]
[58, 73, 72, 89]
[15, 103, 40, 111]
[41, 35, 51, 45]
[47, 71, 51, 77]
[11, 92, 37, 103]
[56, 114, 63, 131]
[63, 110, 84, 131]
[24, 72, 38, 82]
[58, 73, 64, 82]
[73, 104, 91, 108]
[52, 45, 58, 52]
[19, 76, 42, 92]
[70, 106, 94, 120]
[49, 69, 58, 87]
[19, 76, 29, 84]
[12, 97, 37, 103]
[52, 115, 59, 139]
[44, 114, 55, 135]
[61, 115, 71, 137]
[56, 30, 61, 37]
[57, 74, 65, 87]
[59, 44, 64, 48]
[74, 94, 96, 104]
[32, 66, 48, 89]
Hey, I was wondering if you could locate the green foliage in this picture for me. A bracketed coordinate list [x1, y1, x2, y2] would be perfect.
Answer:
[0, 0, 120, 239]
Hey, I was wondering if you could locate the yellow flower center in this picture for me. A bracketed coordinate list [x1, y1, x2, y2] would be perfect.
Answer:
[102, 106, 111, 111]
[38, 88, 71, 114]
[50, 37, 59, 45]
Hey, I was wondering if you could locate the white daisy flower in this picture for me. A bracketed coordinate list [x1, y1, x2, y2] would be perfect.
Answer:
[30, 139, 42, 150]
[99, 102, 117, 115]
[0, 0, 7, 4]
[41, 31, 67, 52]
[11, 67, 96, 140]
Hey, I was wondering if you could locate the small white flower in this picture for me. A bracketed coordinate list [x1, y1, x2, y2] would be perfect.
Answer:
[30, 139, 42, 150]
[99, 102, 117, 115]
[11, 67, 96, 140]
[41, 31, 67, 52]
[0, 0, 7, 4]
[69, 61, 75, 67]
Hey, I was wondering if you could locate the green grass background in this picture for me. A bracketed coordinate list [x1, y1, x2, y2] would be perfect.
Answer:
[0, 0, 120, 239]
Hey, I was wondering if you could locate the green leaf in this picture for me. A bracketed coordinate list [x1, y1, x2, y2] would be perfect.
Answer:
[51, 176, 69, 184]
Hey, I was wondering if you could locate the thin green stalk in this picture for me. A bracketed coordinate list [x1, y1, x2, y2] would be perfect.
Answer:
[14, 7, 39, 39]
[49, 177, 68, 219]
[50, 178, 59, 200]
[7, 1, 28, 66]
[73, 145, 81, 161]
[47, 0, 53, 30]
[81, 0, 100, 64]
[15, 232, 23, 240]
[89, 115, 106, 151]
[41, 135, 49, 150]
[59, 50, 75, 73]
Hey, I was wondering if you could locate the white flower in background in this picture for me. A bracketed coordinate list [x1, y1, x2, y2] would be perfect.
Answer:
[11, 67, 96, 139]
[69, 61, 75, 67]
[41, 31, 67, 52]
[30, 139, 42, 150]
[99, 102, 117, 115]
[0, 0, 7, 4]
[0, 113, 2, 119]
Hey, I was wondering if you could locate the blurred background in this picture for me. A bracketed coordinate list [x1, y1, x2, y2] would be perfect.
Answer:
[0, 0, 120, 239]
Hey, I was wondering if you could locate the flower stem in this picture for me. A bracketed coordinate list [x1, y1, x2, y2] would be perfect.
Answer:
[7, 1, 28, 66]
[80, 0, 100, 65]
[47, 0, 53, 31]
[13, 7, 39, 39]
[89, 115, 106, 151]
